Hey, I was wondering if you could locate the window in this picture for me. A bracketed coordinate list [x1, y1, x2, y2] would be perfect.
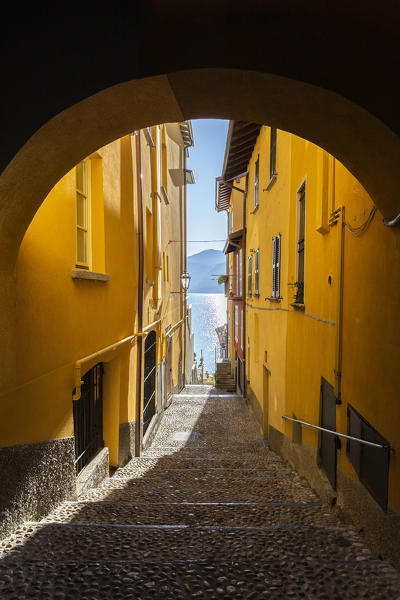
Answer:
[76, 160, 91, 269]
[254, 249, 260, 296]
[161, 126, 168, 202]
[240, 308, 243, 351]
[248, 255, 253, 296]
[270, 128, 277, 180]
[234, 305, 239, 343]
[297, 183, 306, 303]
[272, 234, 281, 298]
[254, 156, 259, 209]
[238, 248, 242, 295]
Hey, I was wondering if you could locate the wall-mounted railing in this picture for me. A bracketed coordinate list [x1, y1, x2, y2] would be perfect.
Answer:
[282, 415, 387, 449]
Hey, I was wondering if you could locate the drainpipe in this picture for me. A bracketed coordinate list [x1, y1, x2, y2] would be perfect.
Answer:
[135, 131, 145, 457]
[242, 183, 247, 399]
[334, 204, 345, 403]
[183, 146, 188, 387]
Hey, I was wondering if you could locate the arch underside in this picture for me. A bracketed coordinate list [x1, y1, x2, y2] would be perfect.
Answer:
[0, 68, 399, 269]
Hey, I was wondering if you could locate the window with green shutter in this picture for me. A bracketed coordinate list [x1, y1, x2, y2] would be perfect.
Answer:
[272, 234, 281, 298]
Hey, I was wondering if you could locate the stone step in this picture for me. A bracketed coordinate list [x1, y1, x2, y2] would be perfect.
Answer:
[44, 500, 339, 529]
[1, 557, 399, 599]
[0, 522, 373, 565]
[79, 476, 317, 504]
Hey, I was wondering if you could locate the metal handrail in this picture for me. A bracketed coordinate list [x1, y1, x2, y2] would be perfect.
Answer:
[282, 415, 386, 449]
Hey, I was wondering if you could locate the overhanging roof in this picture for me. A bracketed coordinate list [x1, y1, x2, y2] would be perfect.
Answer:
[215, 121, 262, 212]
[223, 228, 244, 254]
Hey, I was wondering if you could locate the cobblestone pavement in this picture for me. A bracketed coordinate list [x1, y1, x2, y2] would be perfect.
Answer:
[1, 386, 400, 599]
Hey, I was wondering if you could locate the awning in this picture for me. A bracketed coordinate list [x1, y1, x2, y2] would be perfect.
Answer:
[215, 121, 262, 212]
[223, 229, 244, 254]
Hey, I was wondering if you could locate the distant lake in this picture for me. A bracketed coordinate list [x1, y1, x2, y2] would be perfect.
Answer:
[188, 293, 227, 375]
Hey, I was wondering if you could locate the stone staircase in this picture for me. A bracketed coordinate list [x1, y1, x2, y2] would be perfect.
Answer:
[0, 385, 399, 598]
[215, 360, 236, 392]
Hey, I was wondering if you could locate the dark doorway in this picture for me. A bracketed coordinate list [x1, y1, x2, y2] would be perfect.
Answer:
[143, 330, 157, 436]
[73, 362, 104, 474]
[319, 377, 338, 489]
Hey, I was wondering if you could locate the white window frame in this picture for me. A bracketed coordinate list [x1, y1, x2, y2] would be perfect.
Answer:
[75, 159, 91, 270]
[254, 249, 260, 296]
[248, 254, 253, 296]
[234, 305, 239, 344]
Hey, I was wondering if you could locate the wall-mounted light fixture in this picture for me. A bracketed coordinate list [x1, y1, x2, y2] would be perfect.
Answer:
[180, 271, 191, 291]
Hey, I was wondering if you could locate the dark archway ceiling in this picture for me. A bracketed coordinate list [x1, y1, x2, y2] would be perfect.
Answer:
[2, 1, 400, 173]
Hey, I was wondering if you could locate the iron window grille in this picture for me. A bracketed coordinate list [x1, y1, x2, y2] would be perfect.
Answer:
[73, 362, 104, 475]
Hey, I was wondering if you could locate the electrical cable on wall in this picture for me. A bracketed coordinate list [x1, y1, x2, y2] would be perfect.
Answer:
[344, 206, 377, 237]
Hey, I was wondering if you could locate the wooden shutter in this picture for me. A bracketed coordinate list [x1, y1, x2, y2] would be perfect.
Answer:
[270, 128, 277, 179]
[255, 157, 259, 208]
[272, 234, 281, 298]
[255, 249, 259, 295]
[248, 255, 252, 296]
[272, 237, 277, 297]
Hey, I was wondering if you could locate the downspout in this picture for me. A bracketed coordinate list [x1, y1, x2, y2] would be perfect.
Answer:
[183, 147, 188, 386]
[242, 184, 247, 399]
[334, 203, 345, 403]
[135, 131, 145, 457]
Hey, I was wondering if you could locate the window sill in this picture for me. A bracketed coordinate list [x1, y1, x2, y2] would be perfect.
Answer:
[290, 302, 305, 311]
[266, 296, 282, 302]
[72, 269, 110, 282]
[250, 204, 259, 215]
[263, 173, 277, 192]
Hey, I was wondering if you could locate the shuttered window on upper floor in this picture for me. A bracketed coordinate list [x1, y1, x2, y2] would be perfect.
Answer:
[254, 249, 260, 296]
[248, 254, 253, 296]
[270, 128, 277, 180]
[272, 234, 281, 298]
[76, 160, 91, 269]
[254, 157, 259, 209]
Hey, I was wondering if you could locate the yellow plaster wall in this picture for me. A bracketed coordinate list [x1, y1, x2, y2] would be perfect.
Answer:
[245, 127, 292, 433]
[3, 137, 138, 450]
[285, 137, 338, 446]
[245, 128, 400, 510]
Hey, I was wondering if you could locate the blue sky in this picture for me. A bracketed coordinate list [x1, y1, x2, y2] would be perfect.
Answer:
[186, 119, 229, 257]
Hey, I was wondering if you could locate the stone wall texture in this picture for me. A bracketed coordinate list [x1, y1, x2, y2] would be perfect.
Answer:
[0, 437, 76, 540]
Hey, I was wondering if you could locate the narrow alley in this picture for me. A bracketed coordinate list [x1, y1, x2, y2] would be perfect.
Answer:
[0, 387, 399, 599]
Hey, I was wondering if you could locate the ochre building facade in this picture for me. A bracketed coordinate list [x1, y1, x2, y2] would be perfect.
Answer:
[217, 122, 400, 563]
[0, 122, 194, 539]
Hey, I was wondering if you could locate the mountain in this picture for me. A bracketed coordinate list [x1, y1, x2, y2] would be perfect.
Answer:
[187, 249, 226, 293]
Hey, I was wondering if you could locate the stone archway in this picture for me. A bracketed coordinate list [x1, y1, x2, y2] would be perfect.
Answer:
[1, 67, 400, 390]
